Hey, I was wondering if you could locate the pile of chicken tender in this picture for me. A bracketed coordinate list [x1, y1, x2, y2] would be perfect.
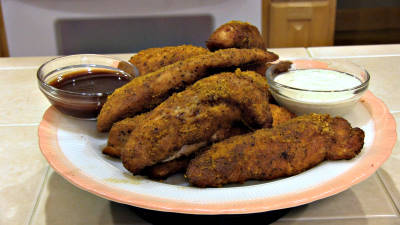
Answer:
[97, 21, 365, 188]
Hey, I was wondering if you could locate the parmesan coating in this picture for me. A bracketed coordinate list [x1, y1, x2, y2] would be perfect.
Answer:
[97, 48, 278, 132]
[186, 114, 365, 187]
[129, 45, 209, 75]
[206, 21, 266, 51]
[103, 104, 294, 159]
[121, 70, 272, 174]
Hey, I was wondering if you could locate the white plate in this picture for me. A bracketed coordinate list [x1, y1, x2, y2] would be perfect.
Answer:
[38, 91, 396, 214]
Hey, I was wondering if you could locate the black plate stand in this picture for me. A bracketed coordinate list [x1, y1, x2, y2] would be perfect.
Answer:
[131, 206, 292, 225]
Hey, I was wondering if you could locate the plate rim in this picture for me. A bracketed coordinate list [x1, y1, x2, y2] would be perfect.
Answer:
[38, 90, 397, 214]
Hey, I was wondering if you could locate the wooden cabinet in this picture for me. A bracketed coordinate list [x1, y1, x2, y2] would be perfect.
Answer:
[335, 6, 400, 45]
[0, 2, 8, 57]
[262, 0, 336, 48]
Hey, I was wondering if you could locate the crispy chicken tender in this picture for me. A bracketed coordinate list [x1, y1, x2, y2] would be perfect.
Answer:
[143, 122, 251, 179]
[266, 60, 293, 74]
[97, 48, 278, 132]
[121, 70, 272, 174]
[129, 45, 210, 76]
[103, 104, 293, 159]
[269, 104, 296, 127]
[123, 103, 241, 175]
[142, 105, 293, 179]
[102, 102, 293, 179]
[103, 104, 292, 179]
[206, 21, 266, 51]
[105, 121, 249, 179]
[103, 115, 238, 159]
[142, 156, 192, 179]
[102, 113, 147, 158]
[186, 114, 365, 187]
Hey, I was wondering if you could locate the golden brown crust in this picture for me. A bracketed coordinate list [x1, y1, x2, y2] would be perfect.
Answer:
[206, 21, 266, 51]
[265, 60, 293, 74]
[102, 104, 291, 160]
[97, 48, 278, 132]
[104, 120, 250, 179]
[103, 104, 293, 179]
[121, 71, 272, 174]
[129, 45, 209, 75]
[269, 104, 296, 127]
[325, 118, 365, 160]
[102, 146, 121, 158]
[138, 123, 249, 179]
[102, 113, 147, 158]
[186, 114, 364, 187]
[142, 156, 191, 180]
[103, 103, 294, 179]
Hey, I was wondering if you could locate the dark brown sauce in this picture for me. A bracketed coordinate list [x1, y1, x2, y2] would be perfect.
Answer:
[49, 69, 131, 94]
[47, 68, 132, 118]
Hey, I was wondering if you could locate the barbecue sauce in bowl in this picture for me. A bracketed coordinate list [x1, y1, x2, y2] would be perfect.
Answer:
[49, 69, 131, 94]
[45, 68, 132, 119]
[37, 54, 137, 119]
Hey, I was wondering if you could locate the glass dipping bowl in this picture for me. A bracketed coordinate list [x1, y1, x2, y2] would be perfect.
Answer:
[37, 54, 137, 119]
[266, 59, 370, 116]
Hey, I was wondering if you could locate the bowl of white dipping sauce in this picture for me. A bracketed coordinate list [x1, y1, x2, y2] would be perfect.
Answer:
[266, 60, 370, 116]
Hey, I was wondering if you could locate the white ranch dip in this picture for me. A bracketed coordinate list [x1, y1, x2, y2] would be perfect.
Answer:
[274, 69, 362, 103]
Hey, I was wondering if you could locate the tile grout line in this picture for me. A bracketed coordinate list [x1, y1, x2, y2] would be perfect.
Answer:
[310, 54, 400, 59]
[281, 56, 312, 60]
[279, 214, 398, 222]
[376, 170, 400, 216]
[0, 66, 39, 70]
[303, 48, 400, 59]
[26, 165, 50, 225]
[0, 123, 40, 127]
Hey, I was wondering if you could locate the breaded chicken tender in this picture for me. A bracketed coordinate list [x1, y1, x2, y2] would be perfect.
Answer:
[102, 113, 148, 158]
[122, 70, 272, 174]
[142, 122, 251, 179]
[105, 120, 249, 179]
[206, 21, 266, 51]
[186, 114, 365, 187]
[103, 104, 293, 159]
[142, 156, 191, 179]
[141, 105, 293, 180]
[129, 45, 209, 75]
[102, 103, 293, 179]
[266, 60, 293, 74]
[141, 105, 293, 179]
[97, 48, 278, 132]
[104, 118, 244, 159]
[142, 105, 295, 180]
[206, 21, 271, 75]
[269, 104, 296, 127]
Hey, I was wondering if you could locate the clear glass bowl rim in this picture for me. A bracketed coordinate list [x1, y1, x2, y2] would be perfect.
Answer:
[265, 61, 370, 93]
[37, 54, 135, 97]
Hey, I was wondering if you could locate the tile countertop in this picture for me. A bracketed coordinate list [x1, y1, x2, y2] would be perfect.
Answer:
[0, 45, 399, 225]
